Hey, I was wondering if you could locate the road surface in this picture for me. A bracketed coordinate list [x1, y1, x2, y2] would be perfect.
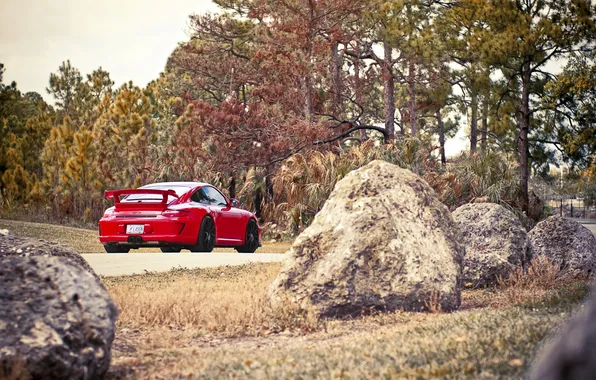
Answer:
[82, 220, 596, 277]
[583, 224, 596, 235]
[82, 252, 287, 276]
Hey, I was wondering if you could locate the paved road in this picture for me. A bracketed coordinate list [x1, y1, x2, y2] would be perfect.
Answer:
[83, 221, 596, 277]
[584, 224, 596, 235]
[82, 252, 287, 276]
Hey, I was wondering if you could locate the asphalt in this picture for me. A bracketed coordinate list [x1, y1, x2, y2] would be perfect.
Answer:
[82, 220, 596, 277]
[81, 252, 287, 276]
[583, 224, 596, 235]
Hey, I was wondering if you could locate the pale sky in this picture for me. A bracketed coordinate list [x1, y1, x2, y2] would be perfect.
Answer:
[0, 0, 218, 100]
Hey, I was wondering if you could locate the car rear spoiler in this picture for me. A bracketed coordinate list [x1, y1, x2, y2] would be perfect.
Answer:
[105, 189, 179, 211]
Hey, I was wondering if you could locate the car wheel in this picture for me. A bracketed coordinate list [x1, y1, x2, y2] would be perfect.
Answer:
[160, 247, 181, 253]
[104, 244, 130, 253]
[235, 219, 259, 253]
[190, 216, 215, 252]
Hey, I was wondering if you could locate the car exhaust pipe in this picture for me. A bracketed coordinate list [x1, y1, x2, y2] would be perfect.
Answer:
[127, 236, 144, 244]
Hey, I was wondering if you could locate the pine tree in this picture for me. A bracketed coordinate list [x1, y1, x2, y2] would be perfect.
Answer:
[480, 0, 596, 212]
[93, 82, 156, 189]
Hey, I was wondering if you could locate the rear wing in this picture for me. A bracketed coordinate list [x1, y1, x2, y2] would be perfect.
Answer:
[105, 189, 179, 211]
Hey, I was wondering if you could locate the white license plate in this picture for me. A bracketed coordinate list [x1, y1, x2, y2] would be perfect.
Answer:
[126, 224, 145, 234]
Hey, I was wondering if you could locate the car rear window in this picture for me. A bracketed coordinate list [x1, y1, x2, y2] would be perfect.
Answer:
[122, 185, 192, 202]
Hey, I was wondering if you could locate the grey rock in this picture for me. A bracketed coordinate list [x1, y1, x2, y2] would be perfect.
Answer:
[529, 292, 596, 380]
[529, 216, 596, 276]
[0, 256, 118, 379]
[452, 203, 530, 287]
[0, 232, 98, 279]
[268, 160, 464, 317]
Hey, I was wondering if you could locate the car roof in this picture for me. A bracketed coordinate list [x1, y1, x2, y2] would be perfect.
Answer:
[140, 182, 211, 189]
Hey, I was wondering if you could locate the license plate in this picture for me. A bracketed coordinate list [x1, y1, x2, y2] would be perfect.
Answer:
[126, 224, 144, 234]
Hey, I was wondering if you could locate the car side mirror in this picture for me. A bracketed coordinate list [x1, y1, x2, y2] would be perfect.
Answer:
[231, 198, 240, 207]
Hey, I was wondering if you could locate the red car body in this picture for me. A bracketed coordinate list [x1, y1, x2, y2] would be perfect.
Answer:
[98, 182, 261, 253]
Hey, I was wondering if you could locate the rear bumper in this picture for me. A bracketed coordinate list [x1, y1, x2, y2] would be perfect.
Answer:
[99, 234, 198, 246]
[99, 216, 198, 247]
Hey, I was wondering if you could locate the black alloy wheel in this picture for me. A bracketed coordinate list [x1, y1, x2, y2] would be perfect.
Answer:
[191, 216, 216, 252]
[236, 219, 259, 253]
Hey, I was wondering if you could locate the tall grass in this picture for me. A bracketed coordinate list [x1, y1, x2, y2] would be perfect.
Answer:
[103, 264, 320, 338]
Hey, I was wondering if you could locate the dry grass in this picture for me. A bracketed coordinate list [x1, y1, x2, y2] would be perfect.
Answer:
[103, 262, 593, 379]
[0, 218, 292, 253]
[496, 256, 568, 304]
[103, 263, 318, 338]
[0, 356, 29, 380]
[0, 218, 103, 252]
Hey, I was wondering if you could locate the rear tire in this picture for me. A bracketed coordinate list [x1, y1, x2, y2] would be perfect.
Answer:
[235, 219, 259, 253]
[160, 247, 181, 253]
[189, 216, 215, 252]
[104, 244, 130, 253]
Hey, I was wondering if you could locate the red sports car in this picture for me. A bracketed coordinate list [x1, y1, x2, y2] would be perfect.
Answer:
[98, 182, 261, 253]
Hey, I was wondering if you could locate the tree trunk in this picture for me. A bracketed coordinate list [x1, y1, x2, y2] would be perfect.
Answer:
[481, 94, 488, 152]
[408, 59, 417, 137]
[519, 62, 531, 214]
[470, 90, 478, 154]
[254, 188, 263, 221]
[228, 175, 236, 199]
[436, 108, 446, 167]
[354, 45, 367, 141]
[303, 76, 313, 121]
[331, 41, 342, 117]
[265, 165, 274, 201]
[383, 42, 395, 143]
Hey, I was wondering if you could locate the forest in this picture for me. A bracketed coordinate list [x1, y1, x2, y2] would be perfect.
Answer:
[1, 0, 595, 235]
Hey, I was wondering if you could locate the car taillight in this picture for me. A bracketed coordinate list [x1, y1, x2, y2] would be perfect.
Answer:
[162, 210, 189, 217]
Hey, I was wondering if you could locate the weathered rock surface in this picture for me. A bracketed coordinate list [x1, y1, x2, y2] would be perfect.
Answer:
[268, 160, 464, 317]
[529, 216, 596, 276]
[0, 256, 118, 379]
[452, 203, 530, 287]
[529, 291, 596, 380]
[0, 230, 98, 279]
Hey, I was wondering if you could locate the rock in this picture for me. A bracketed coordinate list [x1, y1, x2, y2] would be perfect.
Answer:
[0, 232, 98, 279]
[0, 256, 118, 380]
[529, 292, 596, 380]
[452, 203, 530, 287]
[268, 160, 464, 317]
[529, 216, 596, 276]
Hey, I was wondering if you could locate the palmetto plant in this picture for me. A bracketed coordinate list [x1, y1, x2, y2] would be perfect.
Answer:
[271, 138, 439, 233]
[428, 151, 520, 210]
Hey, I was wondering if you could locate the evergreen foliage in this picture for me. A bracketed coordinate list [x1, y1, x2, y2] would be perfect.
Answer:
[1, 1, 595, 229]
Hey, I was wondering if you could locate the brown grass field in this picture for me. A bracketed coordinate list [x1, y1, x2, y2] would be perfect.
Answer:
[102, 259, 592, 379]
[1, 217, 593, 378]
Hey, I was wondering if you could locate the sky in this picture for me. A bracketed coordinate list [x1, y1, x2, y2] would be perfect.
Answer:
[0, 0, 218, 100]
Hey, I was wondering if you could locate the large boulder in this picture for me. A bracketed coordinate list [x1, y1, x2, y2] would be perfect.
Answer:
[268, 160, 464, 317]
[0, 256, 118, 379]
[529, 216, 596, 276]
[0, 230, 98, 279]
[529, 292, 596, 380]
[452, 203, 530, 287]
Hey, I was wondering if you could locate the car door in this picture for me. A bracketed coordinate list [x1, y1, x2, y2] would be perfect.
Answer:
[202, 186, 243, 243]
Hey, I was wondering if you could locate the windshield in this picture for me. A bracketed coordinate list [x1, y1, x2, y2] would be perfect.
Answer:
[121, 185, 192, 202]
